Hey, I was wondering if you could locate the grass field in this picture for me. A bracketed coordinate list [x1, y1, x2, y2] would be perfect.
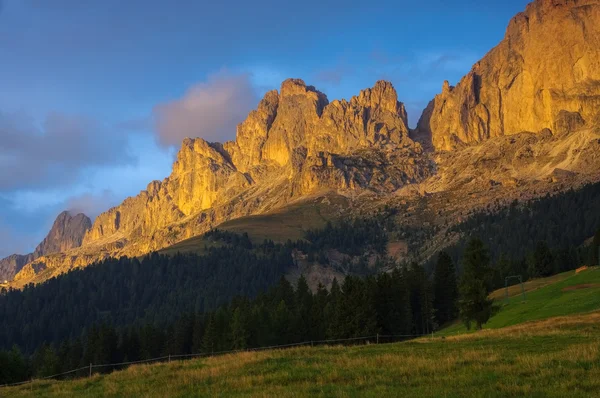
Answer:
[5, 311, 600, 397]
[441, 267, 600, 335]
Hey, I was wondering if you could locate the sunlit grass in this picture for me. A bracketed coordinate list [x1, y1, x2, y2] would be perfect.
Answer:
[442, 267, 600, 335]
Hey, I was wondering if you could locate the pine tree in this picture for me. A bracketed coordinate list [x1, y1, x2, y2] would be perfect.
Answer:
[432, 251, 459, 326]
[230, 308, 248, 350]
[294, 275, 313, 341]
[406, 264, 434, 334]
[325, 278, 343, 339]
[529, 241, 554, 277]
[458, 238, 494, 330]
[202, 315, 218, 354]
[191, 315, 204, 354]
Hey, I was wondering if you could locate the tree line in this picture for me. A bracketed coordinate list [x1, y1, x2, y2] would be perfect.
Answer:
[1, 258, 439, 384]
[2, 230, 594, 385]
[441, 182, 600, 275]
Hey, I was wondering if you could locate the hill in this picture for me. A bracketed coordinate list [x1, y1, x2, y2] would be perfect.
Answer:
[442, 267, 600, 335]
[4, 310, 600, 397]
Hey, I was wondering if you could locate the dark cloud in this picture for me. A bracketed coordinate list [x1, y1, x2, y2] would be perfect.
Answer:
[153, 72, 258, 147]
[0, 110, 135, 192]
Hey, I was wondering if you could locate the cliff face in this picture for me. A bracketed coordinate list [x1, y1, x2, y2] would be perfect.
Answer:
[34, 211, 92, 258]
[0, 211, 90, 282]
[82, 80, 429, 250]
[0, 254, 33, 283]
[416, 0, 600, 151]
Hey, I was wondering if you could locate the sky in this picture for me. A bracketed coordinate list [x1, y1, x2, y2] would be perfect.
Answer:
[0, 0, 531, 257]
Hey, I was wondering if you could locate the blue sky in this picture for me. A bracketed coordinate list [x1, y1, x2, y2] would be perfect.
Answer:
[0, 0, 530, 256]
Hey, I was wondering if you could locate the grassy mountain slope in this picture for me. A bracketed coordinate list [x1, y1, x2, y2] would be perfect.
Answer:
[443, 267, 600, 335]
[159, 193, 350, 255]
[6, 310, 600, 397]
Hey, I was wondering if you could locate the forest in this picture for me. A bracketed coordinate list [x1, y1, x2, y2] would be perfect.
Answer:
[1, 261, 439, 384]
[433, 182, 600, 275]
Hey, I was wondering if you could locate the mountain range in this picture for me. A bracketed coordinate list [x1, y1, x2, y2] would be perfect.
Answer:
[3, 0, 600, 288]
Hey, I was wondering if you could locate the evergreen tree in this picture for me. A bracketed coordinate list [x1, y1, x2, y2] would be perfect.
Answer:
[432, 251, 458, 326]
[529, 241, 554, 277]
[458, 239, 494, 330]
[32, 345, 60, 377]
[191, 316, 204, 353]
[294, 275, 313, 341]
[272, 300, 293, 344]
[325, 278, 343, 339]
[202, 315, 218, 353]
[230, 308, 248, 350]
[0, 346, 29, 384]
[406, 264, 434, 334]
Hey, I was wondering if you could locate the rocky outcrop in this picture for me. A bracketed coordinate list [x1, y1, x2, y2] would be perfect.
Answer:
[0, 211, 90, 282]
[34, 211, 91, 258]
[0, 254, 33, 283]
[416, 0, 600, 150]
[81, 79, 428, 250]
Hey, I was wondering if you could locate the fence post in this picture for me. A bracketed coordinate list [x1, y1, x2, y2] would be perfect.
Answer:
[168, 354, 171, 363]
[376, 334, 379, 344]
[89, 363, 92, 378]
[310, 341, 313, 347]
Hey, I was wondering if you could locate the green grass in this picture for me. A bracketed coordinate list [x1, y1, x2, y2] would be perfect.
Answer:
[442, 267, 600, 335]
[6, 311, 600, 397]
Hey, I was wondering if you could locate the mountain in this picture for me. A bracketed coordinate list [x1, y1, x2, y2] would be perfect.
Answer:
[0, 211, 91, 282]
[416, 0, 600, 150]
[0, 254, 33, 283]
[9, 0, 600, 287]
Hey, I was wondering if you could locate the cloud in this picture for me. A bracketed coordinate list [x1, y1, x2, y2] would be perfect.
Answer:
[65, 190, 119, 220]
[153, 72, 258, 147]
[314, 65, 352, 86]
[0, 110, 134, 192]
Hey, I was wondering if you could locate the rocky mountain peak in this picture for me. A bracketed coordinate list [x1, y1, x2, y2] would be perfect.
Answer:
[353, 80, 404, 117]
[0, 210, 91, 282]
[71, 79, 424, 258]
[416, 0, 600, 151]
[34, 211, 92, 258]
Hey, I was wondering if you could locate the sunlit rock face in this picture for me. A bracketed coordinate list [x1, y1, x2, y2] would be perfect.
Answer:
[78, 78, 429, 254]
[416, 0, 600, 151]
